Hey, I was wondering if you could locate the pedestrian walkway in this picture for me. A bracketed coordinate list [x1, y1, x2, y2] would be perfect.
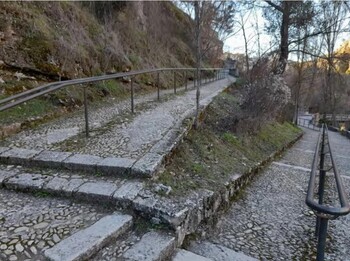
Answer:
[0, 77, 235, 177]
[0, 189, 111, 261]
[196, 127, 350, 261]
[0, 75, 238, 260]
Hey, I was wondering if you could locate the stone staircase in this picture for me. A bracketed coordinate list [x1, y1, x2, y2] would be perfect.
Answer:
[42, 216, 257, 261]
[44, 213, 133, 261]
[0, 77, 250, 261]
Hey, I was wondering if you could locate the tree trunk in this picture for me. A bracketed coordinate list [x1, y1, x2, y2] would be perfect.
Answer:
[274, 2, 291, 75]
[194, 1, 201, 129]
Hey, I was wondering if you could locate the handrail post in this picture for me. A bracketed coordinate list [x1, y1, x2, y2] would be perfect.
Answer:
[157, 72, 160, 101]
[316, 125, 326, 238]
[131, 77, 134, 113]
[174, 71, 176, 94]
[319, 125, 326, 204]
[316, 217, 328, 261]
[83, 87, 89, 138]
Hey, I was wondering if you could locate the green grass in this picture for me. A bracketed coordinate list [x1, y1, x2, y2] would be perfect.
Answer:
[34, 191, 51, 198]
[0, 98, 56, 125]
[222, 132, 239, 145]
[96, 80, 127, 97]
[157, 89, 302, 196]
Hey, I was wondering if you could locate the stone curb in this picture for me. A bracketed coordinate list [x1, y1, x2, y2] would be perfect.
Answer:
[0, 148, 138, 177]
[0, 170, 145, 208]
[0, 132, 303, 249]
[0, 79, 233, 179]
[128, 79, 233, 178]
[122, 231, 176, 261]
[44, 213, 133, 261]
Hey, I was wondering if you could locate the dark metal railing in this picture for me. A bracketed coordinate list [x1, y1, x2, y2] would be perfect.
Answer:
[0, 67, 228, 137]
[297, 117, 320, 131]
[306, 124, 350, 261]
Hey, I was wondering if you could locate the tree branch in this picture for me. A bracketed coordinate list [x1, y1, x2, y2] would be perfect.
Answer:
[264, 1, 283, 12]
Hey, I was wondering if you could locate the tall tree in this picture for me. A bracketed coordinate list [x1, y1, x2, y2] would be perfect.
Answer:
[263, 0, 315, 74]
[317, 1, 349, 123]
[180, 1, 236, 127]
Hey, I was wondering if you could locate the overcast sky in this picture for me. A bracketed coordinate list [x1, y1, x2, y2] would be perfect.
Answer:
[224, 6, 350, 59]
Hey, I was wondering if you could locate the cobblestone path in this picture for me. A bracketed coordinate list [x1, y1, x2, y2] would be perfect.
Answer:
[0, 189, 110, 261]
[204, 128, 350, 261]
[1, 78, 233, 159]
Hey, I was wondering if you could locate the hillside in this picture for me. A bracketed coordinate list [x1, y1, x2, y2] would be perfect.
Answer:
[0, 1, 223, 135]
[0, 1, 218, 80]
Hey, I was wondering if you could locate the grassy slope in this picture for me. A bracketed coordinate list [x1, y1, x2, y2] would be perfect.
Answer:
[157, 87, 302, 195]
[0, 2, 205, 129]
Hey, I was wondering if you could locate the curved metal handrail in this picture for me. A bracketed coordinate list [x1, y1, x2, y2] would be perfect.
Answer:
[0, 67, 226, 112]
[305, 124, 350, 261]
[306, 124, 350, 216]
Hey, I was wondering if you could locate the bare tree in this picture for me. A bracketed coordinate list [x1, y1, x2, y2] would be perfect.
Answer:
[180, 1, 236, 128]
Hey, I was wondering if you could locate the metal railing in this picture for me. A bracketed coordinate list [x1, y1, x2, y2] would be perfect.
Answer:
[306, 124, 350, 261]
[0, 67, 227, 137]
[297, 117, 320, 131]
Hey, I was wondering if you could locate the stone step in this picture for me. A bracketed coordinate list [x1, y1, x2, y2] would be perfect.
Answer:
[122, 231, 176, 261]
[0, 167, 145, 208]
[188, 241, 258, 261]
[44, 213, 133, 261]
[172, 249, 212, 261]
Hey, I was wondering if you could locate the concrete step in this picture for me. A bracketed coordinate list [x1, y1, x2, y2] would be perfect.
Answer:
[188, 241, 258, 261]
[44, 213, 133, 261]
[172, 249, 212, 261]
[122, 231, 176, 261]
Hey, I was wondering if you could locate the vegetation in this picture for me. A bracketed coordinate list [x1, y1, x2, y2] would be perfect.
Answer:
[0, 1, 223, 132]
[157, 86, 302, 195]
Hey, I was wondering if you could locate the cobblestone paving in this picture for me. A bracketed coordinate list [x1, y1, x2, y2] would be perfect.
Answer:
[1, 78, 232, 160]
[91, 229, 141, 261]
[205, 128, 350, 261]
[328, 131, 350, 177]
[0, 189, 109, 261]
[0, 81, 197, 151]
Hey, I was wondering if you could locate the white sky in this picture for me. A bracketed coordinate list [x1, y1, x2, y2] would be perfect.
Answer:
[224, 7, 272, 55]
[223, 5, 350, 59]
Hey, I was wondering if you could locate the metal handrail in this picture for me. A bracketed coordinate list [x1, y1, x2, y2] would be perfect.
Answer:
[297, 117, 320, 131]
[0, 67, 228, 136]
[306, 124, 350, 261]
[0, 67, 225, 111]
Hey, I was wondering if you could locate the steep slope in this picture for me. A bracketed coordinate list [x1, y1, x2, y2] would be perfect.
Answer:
[0, 1, 224, 136]
[0, 1, 208, 79]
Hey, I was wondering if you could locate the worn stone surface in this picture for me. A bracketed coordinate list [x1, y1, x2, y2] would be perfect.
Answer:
[0, 147, 10, 154]
[44, 213, 133, 261]
[33, 151, 72, 168]
[149, 129, 183, 155]
[90, 229, 141, 261]
[0, 148, 41, 165]
[63, 154, 102, 172]
[131, 153, 164, 177]
[173, 249, 212, 261]
[61, 178, 86, 196]
[0, 189, 108, 261]
[113, 182, 144, 207]
[188, 241, 257, 261]
[328, 131, 350, 177]
[122, 231, 176, 261]
[97, 157, 135, 176]
[76, 182, 118, 201]
[0, 78, 234, 162]
[0, 169, 19, 184]
[5, 173, 51, 191]
[201, 128, 350, 261]
[44, 177, 70, 194]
